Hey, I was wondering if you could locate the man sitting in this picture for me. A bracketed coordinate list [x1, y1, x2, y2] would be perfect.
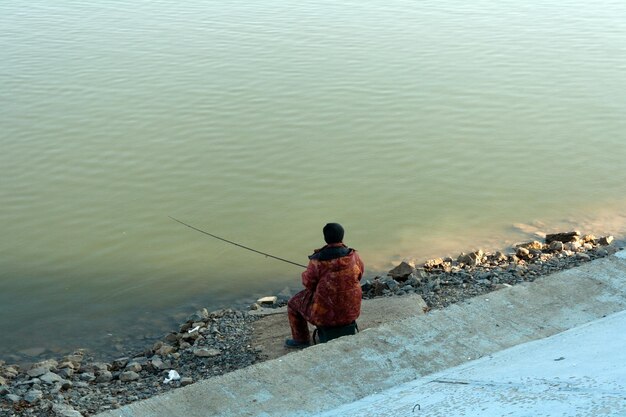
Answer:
[285, 223, 364, 348]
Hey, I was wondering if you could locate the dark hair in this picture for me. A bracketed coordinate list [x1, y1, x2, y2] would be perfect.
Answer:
[323, 223, 344, 244]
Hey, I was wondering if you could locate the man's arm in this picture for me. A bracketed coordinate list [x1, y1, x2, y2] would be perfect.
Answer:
[301, 260, 320, 292]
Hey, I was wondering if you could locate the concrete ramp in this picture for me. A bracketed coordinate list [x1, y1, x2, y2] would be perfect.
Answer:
[97, 251, 626, 417]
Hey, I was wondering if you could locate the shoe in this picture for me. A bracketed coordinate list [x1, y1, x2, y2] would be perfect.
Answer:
[284, 338, 310, 349]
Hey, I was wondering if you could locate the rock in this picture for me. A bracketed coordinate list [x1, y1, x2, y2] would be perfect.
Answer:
[576, 253, 591, 261]
[249, 303, 261, 310]
[149, 357, 166, 371]
[6, 393, 21, 403]
[457, 250, 483, 267]
[192, 348, 221, 358]
[125, 362, 142, 373]
[388, 261, 416, 280]
[518, 241, 544, 251]
[96, 370, 113, 383]
[545, 231, 580, 244]
[423, 258, 444, 269]
[79, 372, 96, 382]
[582, 234, 596, 243]
[156, 344, 175, 356]
[2, 365, 19, 378]
[385, 279, 399, 292]
[119, 371, 140, 382]
[599, 236, 614, 246]
[0, 375, 6, 386]
[111, 357, 130, 371]
[186, 308, 209, 323]
[40, 371, 64, 385]
[257, 296, 278, 306]
[405, 273, 422, 287]
[564, 241, 581, 251]
[52, 403, 84, 417]
[0, 384, 9, 395]
[180, 377, 194, 386]
[57, 368, 74, 379]
[24, 388, 43, 404]
[516, 247, 530, 258]
[27, 366, 50, 378]
[549, 241, 564, 251]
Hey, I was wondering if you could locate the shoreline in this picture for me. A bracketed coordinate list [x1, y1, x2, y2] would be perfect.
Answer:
[1, 231, 623, 416]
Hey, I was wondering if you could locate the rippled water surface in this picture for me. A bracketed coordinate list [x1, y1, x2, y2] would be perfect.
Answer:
[1, 0, 626, 359]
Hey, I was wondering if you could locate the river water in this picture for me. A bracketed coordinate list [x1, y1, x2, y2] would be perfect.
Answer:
[1, 0, 625, 359]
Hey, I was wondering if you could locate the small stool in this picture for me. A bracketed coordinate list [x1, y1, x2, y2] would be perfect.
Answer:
[313, 321, 359, 344]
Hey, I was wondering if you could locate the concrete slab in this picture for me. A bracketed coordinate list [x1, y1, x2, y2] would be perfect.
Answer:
[318, 310, 626, 416]
[251, 294, 428, 361]
[96, 251, 626, 417]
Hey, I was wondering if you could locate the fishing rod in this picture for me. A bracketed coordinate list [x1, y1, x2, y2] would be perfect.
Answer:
[169, 216, 308, 269]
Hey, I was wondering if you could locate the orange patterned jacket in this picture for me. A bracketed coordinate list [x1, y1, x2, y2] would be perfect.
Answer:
[302, 243, 364, 326]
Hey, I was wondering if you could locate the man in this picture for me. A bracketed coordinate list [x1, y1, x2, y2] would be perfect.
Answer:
[285, 223, 364, 348]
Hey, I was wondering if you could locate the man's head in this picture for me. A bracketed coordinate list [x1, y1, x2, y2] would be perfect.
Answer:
[323, 223, 344, 244]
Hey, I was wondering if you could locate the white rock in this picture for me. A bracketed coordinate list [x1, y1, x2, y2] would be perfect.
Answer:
[163, 370, 180, 384]
[257, 296, 278, 306]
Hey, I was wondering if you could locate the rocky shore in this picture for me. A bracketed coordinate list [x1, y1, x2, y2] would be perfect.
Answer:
[0, 231, 621, 416]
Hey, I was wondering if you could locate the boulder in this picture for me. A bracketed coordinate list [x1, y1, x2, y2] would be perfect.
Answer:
[180, 377, 194, 387]
[545, 231, 580, 244]
[423, 258, 444, 269]
[516, 247, 530, 258]
[125, 362, 142, 373]
[599, 236, 614, 246]
[111, 357, 130, 371]
[156, 344, 176, 356]
[518, 241, 544, 251]
[388, 261, 416, 280]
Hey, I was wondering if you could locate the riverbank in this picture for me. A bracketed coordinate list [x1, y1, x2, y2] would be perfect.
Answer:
[0, 231, 622, 416]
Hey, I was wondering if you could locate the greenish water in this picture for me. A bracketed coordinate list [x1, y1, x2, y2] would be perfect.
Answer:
[1, 0, 625, 359]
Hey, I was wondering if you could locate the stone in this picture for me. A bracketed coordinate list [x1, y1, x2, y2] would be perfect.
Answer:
[57, 368, 74, 379]
[186, 308, 209, 323]
[27, 366, 50, 378]
[388, 261, 416, 280]
[149, 357, 165, 371]
[24, 388, 43, 404]
[156, 344, 175, 356]
[2, 365, 19, 378]
[582, 234, 596, 243]
[40, 371, 64, 385]
[545, 231, 580, 244]
[0, 384, 9, 395]
[549, 241, 564, 251]
[516, 247, 530, 258]
[119, 371, 140, 382]
[192, 348, 221, 358]
[385, 279, 399, 292]
[405, 273, 422, 287]
[52, 403, 83, 417]
[79, 372, 96, 382]
[111, 357, 130, 371]
[96, 370, 113, 383]
[518, 241, 544, 251]
[6, 393, 21, 403]
[180, 377, 194, 386]
[564, 241, 581, 251]
[257, 296, 278, 306]
[0, 375, 6, 386]
[457, 250, 483, 267]
[576, 253, 591, 261]
[125, 362, 142, 373]
[423, 258, 444, 269]
[599, 236, 614, 245]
